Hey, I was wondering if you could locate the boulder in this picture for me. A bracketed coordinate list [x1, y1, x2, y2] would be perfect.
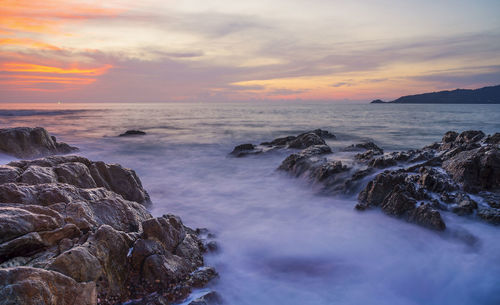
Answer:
[442, 146, 500, 192]
[0, 152, 215, 304]
[0, 267, 96, 305]
[229, 144, 262, 157]
[0, 127, 77, 159]
[288, 133, 326, 149]
[119, 130, 146, 137]
[7, 156, 152, 206]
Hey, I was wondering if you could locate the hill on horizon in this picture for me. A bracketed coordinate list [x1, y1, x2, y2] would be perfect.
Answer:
[371, 85, 500, 104]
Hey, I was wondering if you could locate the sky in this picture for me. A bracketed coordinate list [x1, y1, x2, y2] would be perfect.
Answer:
[0, 0, 499, 103]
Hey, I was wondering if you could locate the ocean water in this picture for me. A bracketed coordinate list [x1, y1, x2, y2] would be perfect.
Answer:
[1, 102, 500, 305]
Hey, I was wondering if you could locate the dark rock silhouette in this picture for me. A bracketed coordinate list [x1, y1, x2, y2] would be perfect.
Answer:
[371, 84, 500, 104]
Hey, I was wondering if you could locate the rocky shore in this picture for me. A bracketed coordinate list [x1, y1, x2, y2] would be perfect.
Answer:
[231, 129, 500, 231]
[0, 128, 217, 305]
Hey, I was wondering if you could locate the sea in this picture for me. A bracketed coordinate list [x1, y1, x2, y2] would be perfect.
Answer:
[1, 102, 499, 305]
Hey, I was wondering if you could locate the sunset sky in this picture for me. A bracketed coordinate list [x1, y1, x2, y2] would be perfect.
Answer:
[1, 0, 499, 102]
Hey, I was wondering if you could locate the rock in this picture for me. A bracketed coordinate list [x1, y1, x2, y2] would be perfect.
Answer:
[344, 142, 383, 154]
[442, 131, 458, 143]
[21, 166, 57, 184]
[260, 136, 296, 147]
[451, 193, 478, 216]
[233, 129, 335, 156]
[477, 206, 500, 224]
[0, 152, 215, 304]
[0, 166, 22, 184]
[0, 267, 96, 305]
[8, 155, 152, 206]
[188, 291, 222, 305]
[0, 127, 78, 159]
[187, 267, 218, 288]
[407, 204, 446, 231]
[288, 133, 326, 149]
[442, 146, 500, 192]
[278, 145, 332, 174]
[485, 133, 500, 144]
[119, 130, 146, 137]
[456, 130, 485, 144]
[229, 144, 262, 157]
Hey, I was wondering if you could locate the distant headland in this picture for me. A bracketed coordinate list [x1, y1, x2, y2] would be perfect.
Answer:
[371, 84, 500, 104]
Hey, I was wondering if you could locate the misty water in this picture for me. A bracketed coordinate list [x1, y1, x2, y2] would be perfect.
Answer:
[1, 102, 500, 305]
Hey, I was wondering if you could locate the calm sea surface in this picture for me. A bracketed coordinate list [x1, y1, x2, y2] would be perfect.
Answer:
[1, 102, 500, 305]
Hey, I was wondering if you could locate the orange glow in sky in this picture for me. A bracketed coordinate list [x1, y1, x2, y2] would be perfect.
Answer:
[0, 0, 499, 102]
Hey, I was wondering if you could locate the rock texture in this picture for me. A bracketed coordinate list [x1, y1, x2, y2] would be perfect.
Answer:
[0, 155, 216, 305]
[0, 127, 78, 159]
[229, 129, 335, 157]
[240, 129, 500, 230]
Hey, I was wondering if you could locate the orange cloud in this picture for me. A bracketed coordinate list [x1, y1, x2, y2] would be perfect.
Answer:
[0, 0, 122, 34]
[0, 75, 96, 85]
[0, 38, 61, 50]
[0, 62, 112, 75]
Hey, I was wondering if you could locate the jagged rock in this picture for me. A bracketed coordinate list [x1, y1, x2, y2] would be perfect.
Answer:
[188, 291, 222, 305]
[451, 193, 478, 216]
[0, 267, 96, 305]
[0, 166, 22, 184]
[485, 133, 500, 144]
[0, 153, 215, 305]
[234, 129, 335, 153]
[442, 131, 459, 143]
[288, 133, 326, 149]
[119, 130, 146, 137]
[229, 144, 262, 157]
[442, 145, 500, 192]
[477, 206, 500, 224]
[345, 142, 383, 154]
[260, 136, 296, 147]
[278, 145, 332, 175]
[8, 155, 152, 206]
[0, 127, 78, 159]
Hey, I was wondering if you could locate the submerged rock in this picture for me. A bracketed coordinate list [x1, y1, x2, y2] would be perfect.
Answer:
[230, 143, 262, 157]
[0, 154, 215, 304]
[230, 129, 335, 157]
[0, 127, 78, 159]
[119, 130, 146, 137]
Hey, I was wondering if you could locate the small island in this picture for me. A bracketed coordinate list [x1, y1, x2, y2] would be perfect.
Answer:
[371, 84, 500, 104]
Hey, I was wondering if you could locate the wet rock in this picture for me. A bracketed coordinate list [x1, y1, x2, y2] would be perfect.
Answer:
[345, 142, 383, 154]
[451, 193, 478, 216]
[0, 166, 22, 184]
[187, 267, 218, 288]
[119, 130, 146, 137]
[0, 152, 215, 304]
[278, 145, 332, 175]
[21, 165, 57, 184]
[8, 155, 152, 206]
[456, 130, 485, 144]
[477, 206, 500, 224]
[244, 129, 335, 151]
[287, 133, 326, 149]
[229, 143, 262, 157]
[188, 291, 223, 305]
[442, 131, 459, 144]
[0, 267, 96, 305]
[442, 146, 500, 192]
[407, 203, 446, 231]
[485, 133, 500, 144]
[260, 136, 296, 147]
[0, 127, 78, 159]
